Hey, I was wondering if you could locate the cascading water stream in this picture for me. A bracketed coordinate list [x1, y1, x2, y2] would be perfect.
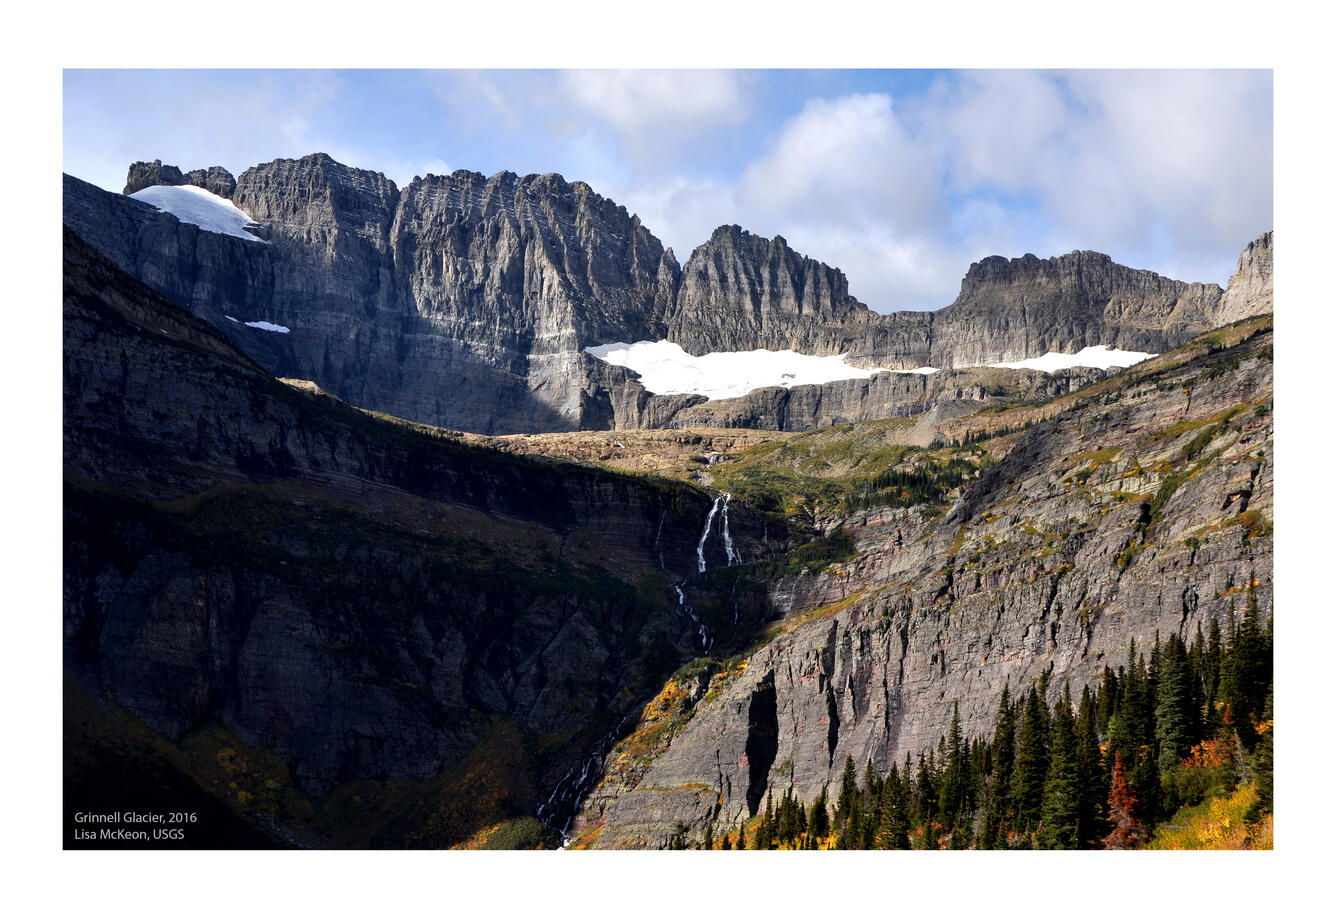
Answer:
[537, 709, 640, 847]
[681, 490, 746, 652]
[696, 494, 725, 573]
[720, 492, 739, 565]
[539, 490, 745, 843]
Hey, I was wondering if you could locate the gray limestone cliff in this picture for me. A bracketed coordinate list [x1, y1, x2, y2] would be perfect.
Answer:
[66, 155, 1271, 437]
[925, 249, 1224, 366]
[67, 157, 675, 434]
[1217, 231, 1274, 325]
[667, 225, 874, 354]
[576, 320, 1273, 848]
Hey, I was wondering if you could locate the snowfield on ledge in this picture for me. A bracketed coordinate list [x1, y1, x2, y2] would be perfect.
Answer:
[989, 345, 1157, 373]
[129, 185, 265, 242]
[586, 340, 1158, 401]
[584, 340, 937, 401]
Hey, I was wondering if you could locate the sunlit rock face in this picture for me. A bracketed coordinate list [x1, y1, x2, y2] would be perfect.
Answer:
[65, 157, 1264, 436]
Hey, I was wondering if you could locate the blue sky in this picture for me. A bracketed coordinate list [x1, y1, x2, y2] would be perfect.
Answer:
[63, 69, 1272, 311]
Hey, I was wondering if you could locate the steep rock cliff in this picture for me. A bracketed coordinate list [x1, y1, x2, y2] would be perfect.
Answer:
[926, 250, 1224, 367]
[1217, 232, 1274, 325]
[578, 318, 1273, 848]
[62, 228, 792, 844]
[668, 225, 874, 354]
[66, 155, 1269, 438]
[66, 158, 678, 434]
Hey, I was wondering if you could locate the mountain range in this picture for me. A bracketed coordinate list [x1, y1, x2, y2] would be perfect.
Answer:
[64, 155, 1271, 435]
[62, 153, 1274, 849]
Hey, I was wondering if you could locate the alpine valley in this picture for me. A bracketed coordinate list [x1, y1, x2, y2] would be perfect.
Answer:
[63, 155, 1273, 850]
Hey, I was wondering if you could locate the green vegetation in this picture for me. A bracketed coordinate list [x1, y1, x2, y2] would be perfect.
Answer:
[703, 418, 993, 522]
[696, 585, 1272, 850]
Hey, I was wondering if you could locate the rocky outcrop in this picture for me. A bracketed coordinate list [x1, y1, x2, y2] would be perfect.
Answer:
[186, 166, 238, 198]
[124, 159, 187, 194]
[580, 320, 1274, 848]
[925, 250, 1224, 366]
[124, 159, 236, 197]
[69, 156, 677, 434]
[62, 228, 793, 842]
[1217, 231, 1274, 325]
[668, 226, 874, 354]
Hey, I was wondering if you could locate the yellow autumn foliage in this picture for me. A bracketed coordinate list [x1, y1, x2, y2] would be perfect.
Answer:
[1146, 784, 1272, 850]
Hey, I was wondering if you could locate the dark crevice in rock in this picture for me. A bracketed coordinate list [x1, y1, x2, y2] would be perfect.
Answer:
[744, 671, 778, 817]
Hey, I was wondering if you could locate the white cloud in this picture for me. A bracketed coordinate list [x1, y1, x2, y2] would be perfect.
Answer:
[638, 72, 1275, 312]
[737, 93, 943, 234]
[911, 70, 1273, 283]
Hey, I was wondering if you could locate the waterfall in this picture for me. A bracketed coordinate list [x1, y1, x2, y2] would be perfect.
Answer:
[537, 710, 640, 846]
[696, 493, 726, 573]
[673, 581, 711, 651]
[720, 492, 739, 565]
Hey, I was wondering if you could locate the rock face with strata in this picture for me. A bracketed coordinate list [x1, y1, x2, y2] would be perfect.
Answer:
[68, 157, 679, 434]
[63, 228, 792, 841]
[667, 225, 875, 354]
[925, 250, 1224, 366]
[124, 159, 237, 198]
[66, 154, 1270, 437]
[580, 321, 1273, 848]
[1217, 231, 1274, 325]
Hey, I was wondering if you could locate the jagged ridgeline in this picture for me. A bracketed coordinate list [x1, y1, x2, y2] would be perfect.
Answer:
[64, 155, 1270, 436]
[63, 152, 1272, 850]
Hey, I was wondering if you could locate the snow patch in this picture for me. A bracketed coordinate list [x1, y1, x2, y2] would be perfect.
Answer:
[584, 340, 936, 401]
[244, 320, 290, 334]
[990, 345, 1156, 373]
[129, 185, 265, 243]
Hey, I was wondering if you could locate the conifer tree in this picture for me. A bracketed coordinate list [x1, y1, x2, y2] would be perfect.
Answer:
[1155, 632, 1196, 770]
[1011, 686, 1050, 833]
[874, 764, 911, 849]
[1102, 752, 1145, 849]
[985, 684, 1016, 847]
[914, 751, 938, 831]
[1223, 581, 1270, 745]
[835, 755, 859, 827]
[1040, 696, 1081, 849]
[1096, 667, 1118, 734]
[940, 702, 967, 826]
[809, 787, 830, 840]
[1249, 690, 1274, 822]
[1075, 685, 1105, 846]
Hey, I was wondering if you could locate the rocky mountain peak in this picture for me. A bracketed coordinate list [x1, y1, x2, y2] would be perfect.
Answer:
[233, 154, 400, 237]
[668, 224, 870, 355]
[1218, 231, 1274, 325]
[124, 159, 237, 198]
[956, 249, 1123, 300]
[123, 159, 186, 194]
